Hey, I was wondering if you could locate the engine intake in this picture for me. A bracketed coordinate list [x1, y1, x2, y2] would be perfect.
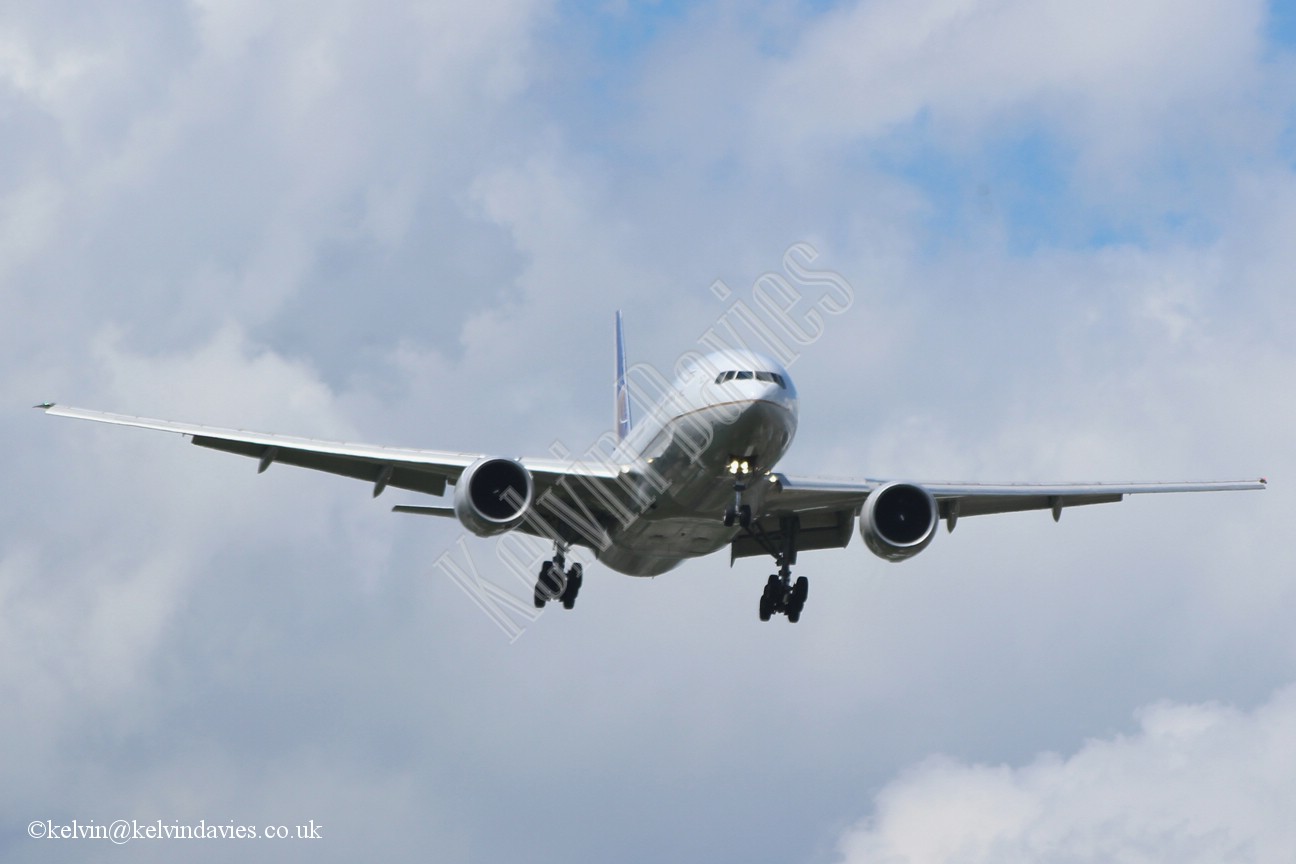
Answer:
[453, 457, 534, 537]
[860, 481, 938, 561]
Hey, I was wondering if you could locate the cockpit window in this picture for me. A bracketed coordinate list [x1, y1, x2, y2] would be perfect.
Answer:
[713, 370, 788, 389]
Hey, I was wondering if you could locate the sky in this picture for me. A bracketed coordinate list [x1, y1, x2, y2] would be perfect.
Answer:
[2, 0, 1294, 861]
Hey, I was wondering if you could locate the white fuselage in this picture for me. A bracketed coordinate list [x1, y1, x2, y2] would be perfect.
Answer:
[596, 351, 798, 576]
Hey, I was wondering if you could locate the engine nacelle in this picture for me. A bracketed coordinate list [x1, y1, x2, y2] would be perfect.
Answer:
[453, 457, 534, 537]
[859, 481, 939, 562]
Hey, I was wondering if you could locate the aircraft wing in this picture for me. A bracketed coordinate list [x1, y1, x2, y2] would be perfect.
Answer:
[766, 474, 1268, 516]
[39, 404, 620, 504]
[731, 472, 1267, 560]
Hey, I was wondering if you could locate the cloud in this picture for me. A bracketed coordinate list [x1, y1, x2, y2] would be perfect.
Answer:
[0, 0, 551, 365]
[833, 684, 1296, 864]
[756, 0, 1268, 163]
[620, 0, 1283, 256]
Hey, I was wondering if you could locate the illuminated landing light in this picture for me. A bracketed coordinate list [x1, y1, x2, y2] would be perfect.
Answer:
[727, 458, 751, 475]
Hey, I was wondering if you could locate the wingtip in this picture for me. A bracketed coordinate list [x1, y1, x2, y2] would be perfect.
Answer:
[34, 401, 55, 410]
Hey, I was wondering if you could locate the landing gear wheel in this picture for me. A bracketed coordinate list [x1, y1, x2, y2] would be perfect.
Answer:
[759, 575, 782, 622]
[560, 563, 583, 609]
[792, 576, 808, 605]
[534, 560, 565, 608]
[533, 559, 548, 608]
[782, 575, 803, 621]
[786, 576, 809, 623]
[738, 504, 752, 529]
[723, 506, 736, 527]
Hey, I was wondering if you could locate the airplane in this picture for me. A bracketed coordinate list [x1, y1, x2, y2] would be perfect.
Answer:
[39, 312, 1265, 623]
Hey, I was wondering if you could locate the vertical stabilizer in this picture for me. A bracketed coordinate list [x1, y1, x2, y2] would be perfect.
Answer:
[614, 311, 632, 441]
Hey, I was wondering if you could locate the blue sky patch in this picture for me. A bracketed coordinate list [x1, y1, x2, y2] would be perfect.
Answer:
[569, 0, 696, 62]
[872, 116, 1112, 256]
[1267, 0, 1296, 48]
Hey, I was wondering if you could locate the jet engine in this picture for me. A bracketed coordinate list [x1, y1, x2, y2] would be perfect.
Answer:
[859, 481, 939, 561]
[453, 457, 534, 537]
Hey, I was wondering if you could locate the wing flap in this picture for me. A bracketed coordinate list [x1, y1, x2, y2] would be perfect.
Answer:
[731, 508, 854, 561]
[946, 492, 1122, 519]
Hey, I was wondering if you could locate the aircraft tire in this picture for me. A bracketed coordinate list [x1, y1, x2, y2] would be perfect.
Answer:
[538, 561, 564, 604]
[561, 564, 583, 609]
[738, 505, 752, 528]
[792, 576, 808, 605]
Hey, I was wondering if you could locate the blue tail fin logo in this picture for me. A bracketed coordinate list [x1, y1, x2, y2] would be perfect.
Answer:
[614, 311, 632, 441]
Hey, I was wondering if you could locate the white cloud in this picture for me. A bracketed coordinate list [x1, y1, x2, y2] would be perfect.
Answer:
[87, 321, 349, 430]
[1, 0, 552, 361]
[0, 176, 62, 282]
[755, 0, 1268, 170]
[834, 685, 1296, 864]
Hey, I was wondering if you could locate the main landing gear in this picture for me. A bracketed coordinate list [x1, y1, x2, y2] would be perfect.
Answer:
[729, 495, 808, 624]
[533, 545, 583, 610]
[759, 566, 808, 623]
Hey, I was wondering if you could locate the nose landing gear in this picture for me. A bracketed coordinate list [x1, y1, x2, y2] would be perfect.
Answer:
[723, 458, 755, 529]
